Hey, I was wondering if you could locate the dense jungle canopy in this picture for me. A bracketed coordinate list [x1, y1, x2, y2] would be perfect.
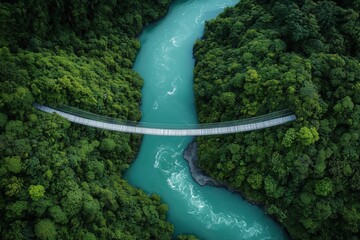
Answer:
[2, 0, 359, 239]
[193, 0, 360, 239]
[0, 0, 192, 239]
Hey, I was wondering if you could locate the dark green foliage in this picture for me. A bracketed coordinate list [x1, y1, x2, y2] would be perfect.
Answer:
[177, 235, 200, 240]
[0, 0, 176, 239]
[194, 0, 360, 239]
[34, 219, 57, 240]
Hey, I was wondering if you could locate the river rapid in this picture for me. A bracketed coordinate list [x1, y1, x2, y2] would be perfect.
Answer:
[125, 0, 288, 239]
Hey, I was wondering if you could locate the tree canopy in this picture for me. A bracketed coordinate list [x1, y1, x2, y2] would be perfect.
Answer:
[0, 0, 193, 239]
[193, 0, 360, 239]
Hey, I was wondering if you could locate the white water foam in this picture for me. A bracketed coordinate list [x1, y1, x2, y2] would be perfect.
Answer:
[153, 144, 265, 239]
[129, 0, 286, 238]
[153, 100, 159, 110]
[195, 6, 205, 24]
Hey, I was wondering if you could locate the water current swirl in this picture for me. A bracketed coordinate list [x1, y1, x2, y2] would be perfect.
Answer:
[125, 0, 289, 239]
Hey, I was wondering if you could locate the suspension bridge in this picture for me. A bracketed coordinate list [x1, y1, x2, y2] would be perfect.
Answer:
[34, 104, 296, 136]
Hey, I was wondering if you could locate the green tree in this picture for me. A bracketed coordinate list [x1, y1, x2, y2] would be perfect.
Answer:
[333, 96, 354, 113]
[5, 201, 28, 219]
[298, 126, 320, 146]
[341, 205, 360, 233]
[314, 178, 333, 196]
[247, 173, 263, 190]
[0, 112, 7, 127]
[100, 138, 116, 152]
[314, 201, 332, 220]
[177, 235, 199, 240]
[5, 156, 22, 173]
[61, 189, 83, 217]
[34, 219, 57, 240]
[5, 177, 23, 196]
[28, 185, 45, 200]
[49, 206, 68, 224]
[264, 175, 277, 196]
[282, 128, 296, 147]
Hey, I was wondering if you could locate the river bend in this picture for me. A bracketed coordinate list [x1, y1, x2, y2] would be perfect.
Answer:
[125, 1, 288, 239]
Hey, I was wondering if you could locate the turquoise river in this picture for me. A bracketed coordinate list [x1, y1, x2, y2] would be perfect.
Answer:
[125, 0, 289, 239]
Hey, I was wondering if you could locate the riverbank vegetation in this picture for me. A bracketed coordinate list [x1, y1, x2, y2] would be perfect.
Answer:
[194, 0, 360, 239]
[0, 0, 183, 239]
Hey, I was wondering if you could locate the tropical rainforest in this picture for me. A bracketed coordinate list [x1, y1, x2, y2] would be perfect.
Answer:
[0, 0, 192, 239]
[193, 0, 360, 239]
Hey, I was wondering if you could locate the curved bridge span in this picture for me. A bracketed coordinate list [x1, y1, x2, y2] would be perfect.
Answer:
[34, 104, 296, 136]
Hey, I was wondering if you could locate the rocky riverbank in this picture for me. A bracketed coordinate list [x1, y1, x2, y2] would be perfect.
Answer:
[183, 141, 223, 187]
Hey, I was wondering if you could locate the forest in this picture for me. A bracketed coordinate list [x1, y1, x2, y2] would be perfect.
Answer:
[193, 0, 360, 239]
[0, 0, 201, 239]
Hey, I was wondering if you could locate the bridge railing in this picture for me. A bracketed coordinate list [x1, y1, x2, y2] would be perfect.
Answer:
[43, 104, 294, 130]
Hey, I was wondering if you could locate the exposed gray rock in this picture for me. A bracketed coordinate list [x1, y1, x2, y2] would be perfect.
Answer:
[183, 142, 223, 187]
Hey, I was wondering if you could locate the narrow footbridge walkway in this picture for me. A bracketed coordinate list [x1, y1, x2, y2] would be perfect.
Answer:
[34, 104, 296, 136]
